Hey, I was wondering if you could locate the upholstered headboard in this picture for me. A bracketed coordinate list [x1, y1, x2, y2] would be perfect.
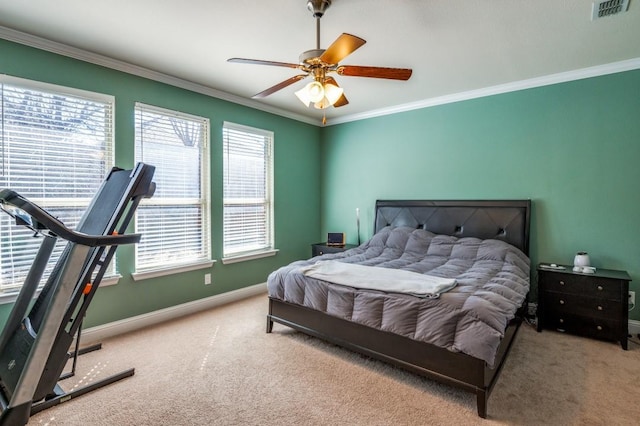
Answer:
[374, 200, 531, 255]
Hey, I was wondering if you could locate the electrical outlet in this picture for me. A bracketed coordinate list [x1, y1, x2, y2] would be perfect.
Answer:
[204, 273, 212, 285]
[527, 302, 537, 317]
[629, 291, 635, 307]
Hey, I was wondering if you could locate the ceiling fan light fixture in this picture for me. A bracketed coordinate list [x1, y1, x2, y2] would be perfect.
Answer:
[294, 87, 312, 107]
[298, 80, 344, 109]
[314, 97, 331, 110]
[323, 82, 344, 105]
[307, 81, 325, 102]
[295, 80, 325, 106]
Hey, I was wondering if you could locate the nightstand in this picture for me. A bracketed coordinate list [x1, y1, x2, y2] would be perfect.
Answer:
[537, 264, 631, 350]
[311, 242, 357, 257]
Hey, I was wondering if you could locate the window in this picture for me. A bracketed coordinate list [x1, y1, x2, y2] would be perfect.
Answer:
[222, 122, 275, 261]
[134, 103, 211, 274]
[0, 76, 114, 295]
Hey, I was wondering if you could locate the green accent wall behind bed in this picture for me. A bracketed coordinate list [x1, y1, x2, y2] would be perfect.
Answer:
[0, 38, 321, 327]
[320, 69, 640, 320]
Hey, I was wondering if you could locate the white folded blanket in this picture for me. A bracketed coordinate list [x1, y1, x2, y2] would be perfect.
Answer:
[299, 261, 456, 299]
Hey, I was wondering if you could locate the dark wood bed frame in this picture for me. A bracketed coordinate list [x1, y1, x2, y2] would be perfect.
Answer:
[267, 200, 531, 418]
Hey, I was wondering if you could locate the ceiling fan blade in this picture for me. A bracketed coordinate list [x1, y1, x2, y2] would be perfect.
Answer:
[319, 33, 366, 65]
[324, 76, 339, 86]
[333, 93, 349, 108]
[324, 77, 349, 107]
[252, 74, 307, 99]
[228, 58, 301, 69]
[336, 65, 412, 80]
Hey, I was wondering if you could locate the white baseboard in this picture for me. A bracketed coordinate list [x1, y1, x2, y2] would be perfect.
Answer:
[629, 319, 640, 336]
[80, 283, 267, 345]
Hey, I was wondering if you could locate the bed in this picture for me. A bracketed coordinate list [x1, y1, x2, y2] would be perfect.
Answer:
[266, 199, 531, 418]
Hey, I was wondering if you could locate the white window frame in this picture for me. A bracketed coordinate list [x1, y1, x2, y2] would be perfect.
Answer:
[222, 121, 276, 264]
[0, 75, 116, 300]
[132, 103, 212, 280]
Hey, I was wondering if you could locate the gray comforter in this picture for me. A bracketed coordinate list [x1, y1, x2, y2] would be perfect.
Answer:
[267, 226, 530, 366]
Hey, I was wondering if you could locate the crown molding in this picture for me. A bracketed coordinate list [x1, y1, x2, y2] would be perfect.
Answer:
[329, 57, 640, 125]
[0, 26, 317, 126]
[2, 25, 639, 128]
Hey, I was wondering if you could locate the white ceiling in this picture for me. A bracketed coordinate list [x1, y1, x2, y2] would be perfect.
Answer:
[1, 0, 639, 125]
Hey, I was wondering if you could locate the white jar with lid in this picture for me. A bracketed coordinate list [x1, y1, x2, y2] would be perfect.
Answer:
[574, 252, 590, 268]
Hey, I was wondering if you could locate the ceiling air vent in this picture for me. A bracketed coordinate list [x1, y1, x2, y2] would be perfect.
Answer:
[591, 0, 629, 20]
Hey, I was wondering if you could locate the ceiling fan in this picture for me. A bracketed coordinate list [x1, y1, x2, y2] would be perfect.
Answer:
[228, 0, 412, 115]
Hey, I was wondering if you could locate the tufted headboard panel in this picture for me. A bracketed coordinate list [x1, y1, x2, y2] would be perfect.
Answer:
[374, 200, 531, 255]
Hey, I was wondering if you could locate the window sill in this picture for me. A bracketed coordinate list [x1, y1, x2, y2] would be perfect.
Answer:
[101, 274, 121, 287]
[222, 249, 279, 265]
[0, 288, 41, 305]
[131, 260, 216, 282]
[0, 274, 122, 305]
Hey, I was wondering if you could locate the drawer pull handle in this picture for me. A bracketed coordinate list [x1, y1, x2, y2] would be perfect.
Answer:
[597, 285, 603, 291]
[559, 299, 565, 305]
[597, 305, 603, 311]
[559, 318, 564, 323]
[559, 281, 565, 286]
[597, 325, 603, 331]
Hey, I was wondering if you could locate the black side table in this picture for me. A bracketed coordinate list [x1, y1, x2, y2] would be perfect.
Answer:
[311, 242, 357, 257]
[537, 264, 631, 350]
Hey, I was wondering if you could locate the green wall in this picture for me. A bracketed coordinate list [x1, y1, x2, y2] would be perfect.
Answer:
[320, 69, 640, 320]
[2, 36, 639, 327]
[0, 39, 321, 327]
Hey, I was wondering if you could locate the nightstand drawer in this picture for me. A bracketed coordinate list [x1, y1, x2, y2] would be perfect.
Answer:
[543, 314, 620, 341]
[541, 273, 622, 299]
[541, 292, 622, 319]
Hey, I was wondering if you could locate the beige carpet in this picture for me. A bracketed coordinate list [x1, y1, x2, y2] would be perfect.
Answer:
[29, 294, 640, 425]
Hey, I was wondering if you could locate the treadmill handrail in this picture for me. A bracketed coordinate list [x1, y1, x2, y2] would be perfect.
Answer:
[0, 189, 141, 247]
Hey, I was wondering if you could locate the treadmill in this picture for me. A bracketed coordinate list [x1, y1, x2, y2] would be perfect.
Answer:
[0, 162, 155, 425]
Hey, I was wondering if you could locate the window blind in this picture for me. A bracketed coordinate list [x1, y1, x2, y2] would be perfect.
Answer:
[0, 76, 114, 293]
[134, 103, 210, 272]
[222, 122, 274, 257]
